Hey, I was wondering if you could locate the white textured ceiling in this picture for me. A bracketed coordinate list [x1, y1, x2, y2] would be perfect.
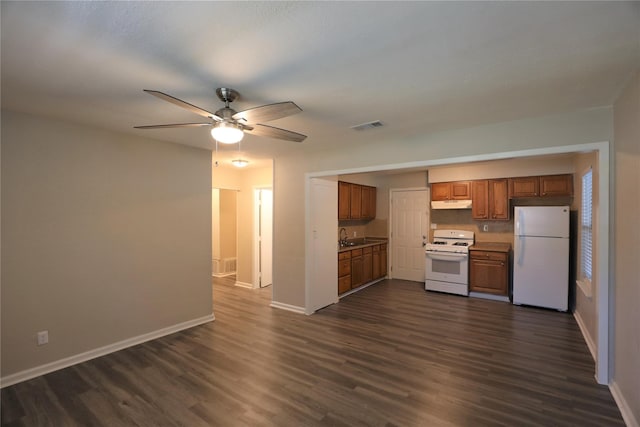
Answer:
[2, 2, 639, 168]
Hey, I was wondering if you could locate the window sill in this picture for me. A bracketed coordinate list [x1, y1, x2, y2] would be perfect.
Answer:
[576, 278, 592, 299]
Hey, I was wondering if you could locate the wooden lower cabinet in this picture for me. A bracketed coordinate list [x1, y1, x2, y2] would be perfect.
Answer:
[350, 248, 364, 289]
[338, 251, 351, 294]
[372, 245, 380, 278]
[469, 250, 509, 296]
[362, 246, 373, 283]
[338, 243, 388, 295]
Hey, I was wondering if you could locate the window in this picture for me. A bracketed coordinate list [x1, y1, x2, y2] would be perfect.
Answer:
[579, 168, 593, 290]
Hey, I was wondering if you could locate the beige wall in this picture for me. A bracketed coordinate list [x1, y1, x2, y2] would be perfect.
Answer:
[572, 151, 599, 357]
[612, 71, 640, 425]
[1, 111, 213, 378]
[428, 154, 575, 182]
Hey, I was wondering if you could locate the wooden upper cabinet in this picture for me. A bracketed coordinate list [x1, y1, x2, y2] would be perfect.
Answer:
[431, 183, 451, 201]
[472, 179, 509, 220]
[350, 184, 362, 219]
[338, 181, 351, 220]
[509, 174, 573, 198]
[431, 181, 471, 201]
[338, 181, 377, 220]
[509, 176, 539, 197]
[489, 179, 509, 220]
[540, 174, 573, 197]
[451, 181, 471, 199]
[471, 180, 489, 220]
[360, 185, 376, 220]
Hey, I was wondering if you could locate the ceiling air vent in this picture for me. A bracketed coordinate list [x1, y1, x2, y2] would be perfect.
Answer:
[351, 120, 383, 131]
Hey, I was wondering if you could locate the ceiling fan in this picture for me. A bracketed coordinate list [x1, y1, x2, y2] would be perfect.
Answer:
[135, 87, 306, 143]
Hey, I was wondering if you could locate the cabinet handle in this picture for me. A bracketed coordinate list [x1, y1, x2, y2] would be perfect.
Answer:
[500, 262, 504, 266]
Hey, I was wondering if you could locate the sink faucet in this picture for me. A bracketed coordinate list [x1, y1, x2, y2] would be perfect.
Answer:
[339, 228, 348, 246]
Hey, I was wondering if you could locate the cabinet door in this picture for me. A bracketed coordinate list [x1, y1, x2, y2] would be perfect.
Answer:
[489, 179, 509, 220]
[361, 186, 376, 220]
[350, 184, 362, 219]
[362, 248, 373, 283]
[470, 251, 508, 295]
[351, 255, 363, 289]
[471, 180, 489, 220]
[451, 181, 471, 199]
[509, 176, 539, 198]
[361, 186, 372, 219]
[380, 244, 387, 278]
[338, 258, 351, 277]
[338, 181, 351, 220]
[372, 245, 381, 278]
[540, 174, 573, 197]
[431, 183, 451, 201]
[338, 276, 351, 294]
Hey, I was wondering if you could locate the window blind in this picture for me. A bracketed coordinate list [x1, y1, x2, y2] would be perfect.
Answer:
[581, 169, 593, 281]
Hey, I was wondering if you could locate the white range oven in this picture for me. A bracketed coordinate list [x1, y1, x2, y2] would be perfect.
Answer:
[424, 229, 474, 296]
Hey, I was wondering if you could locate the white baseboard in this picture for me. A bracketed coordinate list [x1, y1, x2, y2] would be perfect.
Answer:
[0, 313, 215, 389]
[610, 381, 640, 427]
[270, 300, 306, 315]
[573, 310, 597, 361]
[212, 272, 236, 278]
[234, 281, 254, 289]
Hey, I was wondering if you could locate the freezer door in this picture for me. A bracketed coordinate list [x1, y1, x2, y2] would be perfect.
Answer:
[514, 206, 569, 238]
[513, 235, 569, 311]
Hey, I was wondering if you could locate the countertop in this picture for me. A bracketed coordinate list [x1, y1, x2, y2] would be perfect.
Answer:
[470, 242, 511, 253]
[338, 238, 388, 253]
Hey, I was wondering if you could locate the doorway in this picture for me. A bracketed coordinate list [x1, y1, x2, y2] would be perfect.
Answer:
[254, 188, 273, 288]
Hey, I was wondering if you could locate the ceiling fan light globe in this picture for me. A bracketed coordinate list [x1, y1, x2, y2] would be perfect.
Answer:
[211, 122, 243, 144]
[231, 159, 249, 168]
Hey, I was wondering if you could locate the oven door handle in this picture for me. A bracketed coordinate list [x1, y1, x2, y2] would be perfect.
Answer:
[425, 252, 468, 261]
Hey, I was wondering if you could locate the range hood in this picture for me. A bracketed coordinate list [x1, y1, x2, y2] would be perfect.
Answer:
[431, 200, 472, 210]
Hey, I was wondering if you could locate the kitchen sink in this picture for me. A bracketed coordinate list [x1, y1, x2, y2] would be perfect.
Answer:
[339, 237, 386, 248]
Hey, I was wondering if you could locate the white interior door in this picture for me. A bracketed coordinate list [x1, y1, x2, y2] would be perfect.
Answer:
[259, 189, 273, 287]
[307, 178, 338, 313]
[390, 189, 429, 282]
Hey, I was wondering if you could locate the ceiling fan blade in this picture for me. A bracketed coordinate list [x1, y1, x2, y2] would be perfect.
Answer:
[232, 101, 301, 124]
[245, 124, 307, 142]
[143, 90, 221, 120]
[134, 123, 212, 129]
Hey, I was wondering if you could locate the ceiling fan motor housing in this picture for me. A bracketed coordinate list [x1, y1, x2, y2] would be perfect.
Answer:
[216, 87, 239, 104]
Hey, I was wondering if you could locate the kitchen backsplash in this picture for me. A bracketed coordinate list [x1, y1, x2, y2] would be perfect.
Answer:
[430, 209, 514, 244]
[338, 219, 388, 241]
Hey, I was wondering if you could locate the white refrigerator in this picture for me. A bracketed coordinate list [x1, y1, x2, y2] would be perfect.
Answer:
[513, 206, 570, 311]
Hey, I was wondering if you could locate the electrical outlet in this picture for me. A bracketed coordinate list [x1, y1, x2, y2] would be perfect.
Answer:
[37, 330, 48, 346]
[483, 224, 489, 232]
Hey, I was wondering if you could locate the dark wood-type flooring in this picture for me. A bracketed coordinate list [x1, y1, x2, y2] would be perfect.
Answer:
[2, 278, 624, 426]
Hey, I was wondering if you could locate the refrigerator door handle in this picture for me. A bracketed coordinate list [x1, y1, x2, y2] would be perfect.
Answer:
[517, 236, 525, 266]
[516, 208, 524, 236]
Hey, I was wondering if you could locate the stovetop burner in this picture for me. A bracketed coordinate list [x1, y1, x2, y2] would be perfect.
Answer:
[425, 229, 475, 254]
